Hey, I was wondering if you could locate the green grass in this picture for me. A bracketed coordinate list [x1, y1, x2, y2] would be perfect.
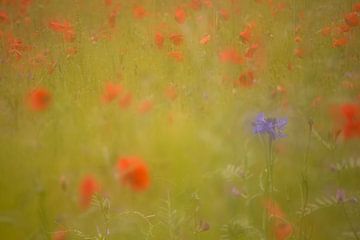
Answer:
[0, 0, 360, 239]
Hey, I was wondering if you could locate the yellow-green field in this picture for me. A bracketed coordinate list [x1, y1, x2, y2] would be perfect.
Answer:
[0, 0, 360, 239]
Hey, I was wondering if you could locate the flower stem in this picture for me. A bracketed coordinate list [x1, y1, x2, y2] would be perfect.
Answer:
[263, 136, 274, 240]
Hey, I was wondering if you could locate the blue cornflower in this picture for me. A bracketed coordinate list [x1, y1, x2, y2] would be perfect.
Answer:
[252, 112, 288, 140]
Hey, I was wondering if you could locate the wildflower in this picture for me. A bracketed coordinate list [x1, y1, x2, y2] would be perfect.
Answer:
[197, 220, 210, 232]
[219, 9, 229, 21]
[119, 92, 132, 109]
[27, 87, 51, 112]
[79, 175, 101, 209]
[219, 48, 243, 65]
[333, 103, 360, 139]
[0, 10, 9, 23]
[336, 189, 346, 203]
[264, 199, 293, 240]
[175, 7, 186, 24]
[133, 5, 147, 19]
[239, 22, 256, 43]
[169, 33, 184, 46]
[333, 37, 348, 48]
[189, 0, 202, 11]
[52, 228, 67, 240]
[354, 3, 360, 12]
[48, 20, 75, 42]
[138, 100, 153, 114]
[321, 26, 331, 37]
[245, 43, 259, 58]
[344, 12, 359, 27]
[165, 85, 177, 101]
[168, 51, 184, 62]
[199, 34, 210, 45]
[155, 32, 164, 48]
[234, 71, 255, 88]
[117, 156, 150, 191]
[252, 112, 288, 140]
[294, 48, 304, 58]
[102, 82, 123, 103]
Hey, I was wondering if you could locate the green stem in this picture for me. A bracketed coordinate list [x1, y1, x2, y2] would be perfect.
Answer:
[299, 120, 312, 239]
[263, 136, 274, 240]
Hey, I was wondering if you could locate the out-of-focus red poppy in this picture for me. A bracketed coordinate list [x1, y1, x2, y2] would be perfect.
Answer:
[138, 100, 153, 114]
[175, 7, 186, 24]
[333, 103, 360, 139]
[219, 9, 229, 21]
[52, 228, 67, 240]
[344, 12, 359, 27]
[245, 43, 259, 58]
[119, 92, 132, 109]
[27, 87, 51, 112]
[48, 20, 75, 42]
[155, 31, 165, 48]
[321, 26, 331, 37]
[240, 23, 256, 43]
[79, 175, 100, 209]
[165, 85, 177, 101]
[133, 5, 147, 19]
[294, 48, 304, 58]
[354, 3, 360, 12]
[117, 156, 150, 191]
[169, 33, 184, 46]
[189, 0, 202, 11]
[264, 199, 293, 240]
[200, 34, 210, 45]
[168, 51, 184, 62]
[332, 37, 348, 48]
[219, 48, 243, 65]
[234, 71, 255, 88]
[0, 10, 9, 23]
[102, 82, 123, 103]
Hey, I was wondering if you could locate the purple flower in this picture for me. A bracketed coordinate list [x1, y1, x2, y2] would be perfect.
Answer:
[252, 112, 288, 140]
[336, 189, 346, 203]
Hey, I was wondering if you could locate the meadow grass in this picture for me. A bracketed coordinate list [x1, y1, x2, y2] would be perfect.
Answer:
[0, 0, 360, 239]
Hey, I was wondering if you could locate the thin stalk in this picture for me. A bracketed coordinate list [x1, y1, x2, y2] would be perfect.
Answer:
[263, 136, 274, 240]
[299, 120, 312, 239]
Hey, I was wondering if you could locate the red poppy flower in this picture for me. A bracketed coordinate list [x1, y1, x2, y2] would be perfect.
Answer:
[27, 87, 51, 112]
[344, 12, 359, 27]
[117, 156, 150, 191]
[245, 43, 259, 58]
[52, 228, 67, 240]
[234, 71, 255, 88]
[138, 100, 153, 114]
[119, 92, 132, 109]
[0, 10, 9, 23]
[219, 9, 230, 21]
[165, 85, 177, 101]
[79, 175, 100, 209]
[102, 82, 123, 103]
[333, 37, 348, 48]
[155, 32, 165, 48]
[219, 48, 243, 65]
[175, 7, 186, 24]
[354, 3, 360, 12]
[169, 33, 184, 46]
[133, 5, 147, 19]
[168, 51, 184, 62]
[321, 26, 331, 37]
[200, 34, 211, 45]
[333, 103, 360, 139]
[264, 199, 293, 240]
[48, 20, 76, 42]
